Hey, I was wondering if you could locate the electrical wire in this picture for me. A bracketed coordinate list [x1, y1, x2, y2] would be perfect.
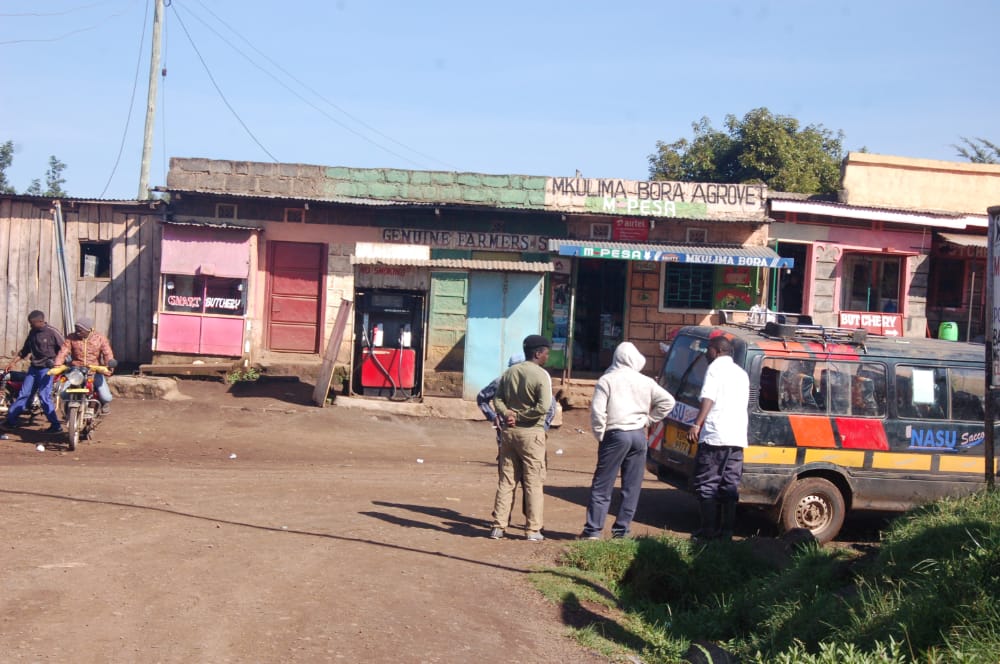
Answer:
[186, 0, 456, 170]
[0, 2, 132, 45]
[168, 3, 278, 162]
[99, 0, 150, 198]
[0, 0, 120, 17]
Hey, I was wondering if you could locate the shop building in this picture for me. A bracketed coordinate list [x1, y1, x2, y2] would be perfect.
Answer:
[767, 153, 997, 340]
[162, 158, 789, 398]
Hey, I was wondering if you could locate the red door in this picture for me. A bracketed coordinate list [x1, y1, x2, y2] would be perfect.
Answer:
[267, 241, 324, 352]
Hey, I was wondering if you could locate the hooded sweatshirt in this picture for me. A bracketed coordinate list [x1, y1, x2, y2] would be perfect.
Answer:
[590, 342, 676, 442]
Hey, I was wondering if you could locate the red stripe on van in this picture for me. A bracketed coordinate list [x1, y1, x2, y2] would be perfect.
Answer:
[787, 415, 837, 448]
[835, 418, 889, 450]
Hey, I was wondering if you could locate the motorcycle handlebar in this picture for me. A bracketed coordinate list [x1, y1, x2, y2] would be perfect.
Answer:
[47, 364, 113, 376]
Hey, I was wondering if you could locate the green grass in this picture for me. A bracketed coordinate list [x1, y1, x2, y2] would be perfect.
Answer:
[531, 490, 1000, 663]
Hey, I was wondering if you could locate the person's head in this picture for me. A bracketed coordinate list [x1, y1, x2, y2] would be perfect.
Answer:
[75, 316, 94, 338]
[27, 310, 46, 330]
[522, 334, 551, 366]
[706, 334, 733, 363]
[611, 341, 645, 372]
[506, 352, 525, 367]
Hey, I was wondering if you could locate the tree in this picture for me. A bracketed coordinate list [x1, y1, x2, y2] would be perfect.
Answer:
[0, 143, 68, 196]
[954, 137, 1000, 164]
[0, 140, 15, 194]
[43, 156, 67, 197]
[648, 108, 845, 194]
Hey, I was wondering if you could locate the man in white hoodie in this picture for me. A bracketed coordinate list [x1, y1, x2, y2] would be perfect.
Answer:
[581, 341, 675, 540]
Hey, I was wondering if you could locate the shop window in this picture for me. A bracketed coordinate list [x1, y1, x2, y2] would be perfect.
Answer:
[80, 242, 111, 279]
[842, 254, 902, 313]
[662, 264, 715, 309]
[163, 275, 247, 316]
[661, 264, 758, 311]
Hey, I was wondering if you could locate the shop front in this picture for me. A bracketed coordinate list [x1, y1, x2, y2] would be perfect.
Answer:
[548, 238, 792, 377]
[351, 243, 553, 400]
[927, 232, 987, 342]
[154, 222, 257, 358]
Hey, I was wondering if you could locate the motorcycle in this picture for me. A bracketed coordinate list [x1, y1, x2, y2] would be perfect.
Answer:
[0, 369, 46, 423]
[49, 361, 116, 451]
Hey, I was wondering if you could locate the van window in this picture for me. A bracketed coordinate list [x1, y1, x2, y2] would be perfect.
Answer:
[896, 366, 948, 420]
[759, 359, 886, 417]
[951, 368, 986, 421]
[660, 334, 709, 404]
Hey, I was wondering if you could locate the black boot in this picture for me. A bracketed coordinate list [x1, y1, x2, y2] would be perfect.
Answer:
[692, 498, 719, 543]
[719, 501, 737, 542]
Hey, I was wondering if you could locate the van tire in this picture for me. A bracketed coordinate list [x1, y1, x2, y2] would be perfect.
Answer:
[779, 477, 845, 544]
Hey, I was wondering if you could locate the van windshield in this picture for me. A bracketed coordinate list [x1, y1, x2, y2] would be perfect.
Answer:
[660, 334, 709, 405]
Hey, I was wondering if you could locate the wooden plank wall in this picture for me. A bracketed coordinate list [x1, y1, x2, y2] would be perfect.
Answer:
[0, 199, 160, 365]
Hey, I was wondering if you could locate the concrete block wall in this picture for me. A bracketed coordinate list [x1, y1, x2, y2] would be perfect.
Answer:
[325, 243, 355, 364]
[168, 158, 550, 209]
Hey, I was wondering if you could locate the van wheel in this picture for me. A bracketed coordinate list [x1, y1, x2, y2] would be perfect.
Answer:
[779, 477, 845, 544]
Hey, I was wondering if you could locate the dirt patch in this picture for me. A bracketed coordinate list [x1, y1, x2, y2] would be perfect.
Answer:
[0, 378, 885, 662]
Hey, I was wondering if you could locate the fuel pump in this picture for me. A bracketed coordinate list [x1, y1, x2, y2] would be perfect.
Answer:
[354, 289, 424, 399]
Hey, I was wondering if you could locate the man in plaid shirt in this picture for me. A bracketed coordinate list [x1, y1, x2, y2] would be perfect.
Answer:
[53, 316, 116, 414]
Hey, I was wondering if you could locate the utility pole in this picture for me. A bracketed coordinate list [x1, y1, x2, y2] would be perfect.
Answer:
[138, 0, 164, 200]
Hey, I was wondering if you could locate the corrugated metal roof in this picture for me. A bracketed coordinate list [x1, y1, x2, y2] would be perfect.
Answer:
[351, 256, 553, 272]
[163, 217, 263, 231]
[769, 197, 983, 225]
[938, 232, 987, 248]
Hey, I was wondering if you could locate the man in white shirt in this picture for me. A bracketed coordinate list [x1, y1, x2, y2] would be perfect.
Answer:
[686, 334, 749, 542]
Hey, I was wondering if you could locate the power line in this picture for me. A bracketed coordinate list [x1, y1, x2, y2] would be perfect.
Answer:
[175, 1, 425, 168]
[0, 0, 120, 18]
[186, 0, 456, 170]
[0, 4, 132, 45]
[169, 3, 278, 162]
[99, 0, 151, 198]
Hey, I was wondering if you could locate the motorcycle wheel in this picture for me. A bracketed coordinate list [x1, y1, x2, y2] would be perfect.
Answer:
[66, 406, 80, 451]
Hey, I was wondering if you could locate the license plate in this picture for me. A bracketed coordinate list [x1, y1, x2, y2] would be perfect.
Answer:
[666, 424, 695, 457]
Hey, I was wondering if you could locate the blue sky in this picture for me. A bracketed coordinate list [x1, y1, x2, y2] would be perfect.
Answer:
[1, 0, 997, 199]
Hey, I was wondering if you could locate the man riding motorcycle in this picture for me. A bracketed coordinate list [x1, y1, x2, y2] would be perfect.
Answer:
[53, 316, 116, 414]
[2, 310, 64, 433]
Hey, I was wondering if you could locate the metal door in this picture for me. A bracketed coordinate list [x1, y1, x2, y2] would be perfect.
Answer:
[266, 241, 324, 352]
[463, 272, 544, 400]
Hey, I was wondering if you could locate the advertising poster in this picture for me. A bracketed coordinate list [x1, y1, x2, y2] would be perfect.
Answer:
[711, 266, 754, 310]
[548, 272, 571, 369]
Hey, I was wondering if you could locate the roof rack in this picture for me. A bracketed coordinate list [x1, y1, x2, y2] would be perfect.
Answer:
[718, 308, 814, 328]
[718, 308, 868, 350]
[760, 321, 868, 349]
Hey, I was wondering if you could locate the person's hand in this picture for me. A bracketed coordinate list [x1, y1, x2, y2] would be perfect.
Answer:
[505, 412, 517, 428]
[687, 423, 701, 443]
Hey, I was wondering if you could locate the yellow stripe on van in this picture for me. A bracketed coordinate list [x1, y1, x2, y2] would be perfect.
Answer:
[871, 452, 932, 471]
[938, 456, 984, 474]
[745, 447, 798, 465]
[803, 449, 866, 468]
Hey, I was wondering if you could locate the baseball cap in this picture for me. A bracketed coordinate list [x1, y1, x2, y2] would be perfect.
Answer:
[522, 334, 551, 353]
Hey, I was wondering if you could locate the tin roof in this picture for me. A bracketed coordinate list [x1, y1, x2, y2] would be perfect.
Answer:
[350, 256, 553, 272]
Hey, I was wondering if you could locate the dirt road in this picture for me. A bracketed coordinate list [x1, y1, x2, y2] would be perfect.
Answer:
[1, 378, 708, 663]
